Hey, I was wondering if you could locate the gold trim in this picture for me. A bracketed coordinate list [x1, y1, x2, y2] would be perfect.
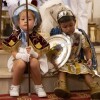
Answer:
[29, 39, 50, 55]
[2, 40, 21, 53]
[75, 62, 81, 74]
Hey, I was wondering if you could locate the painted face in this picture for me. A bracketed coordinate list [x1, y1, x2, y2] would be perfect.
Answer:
[18, 10, 35, 33]
[60, 20, 75, 35]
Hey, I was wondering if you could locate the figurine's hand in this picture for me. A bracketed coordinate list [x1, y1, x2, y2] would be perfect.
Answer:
[87, 59, 92, 68]
[16, 53, 30, 62]
[26, 46, 31, 54]
[27, 46, 38, 58]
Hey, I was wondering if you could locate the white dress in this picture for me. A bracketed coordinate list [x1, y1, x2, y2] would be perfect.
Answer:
[7, 47, 49, 75]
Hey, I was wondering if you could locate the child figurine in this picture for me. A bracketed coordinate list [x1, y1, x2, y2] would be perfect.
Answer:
[50, 10, 100, 99]
[3, 4, 50, 97]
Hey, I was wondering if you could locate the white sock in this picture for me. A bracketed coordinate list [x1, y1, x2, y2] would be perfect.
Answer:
[34, 84, 43, 88]
[11, 85, 20, 88]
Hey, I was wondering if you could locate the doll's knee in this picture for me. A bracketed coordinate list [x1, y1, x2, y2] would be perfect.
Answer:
[13, 59, 26, 70]
[30, 58, 39, 68]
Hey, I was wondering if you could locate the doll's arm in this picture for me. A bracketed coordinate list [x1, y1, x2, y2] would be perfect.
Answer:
[26, 46, 39, 59]
[84, 47, 92, 68]
[84, 47, 91, 60]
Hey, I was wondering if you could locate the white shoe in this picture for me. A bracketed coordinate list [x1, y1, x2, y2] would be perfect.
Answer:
[9, 85, 20, 96]
[34, 85, 47, 97]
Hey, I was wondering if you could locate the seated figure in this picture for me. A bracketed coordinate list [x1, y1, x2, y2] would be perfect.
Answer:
[39, 2, 100, 99]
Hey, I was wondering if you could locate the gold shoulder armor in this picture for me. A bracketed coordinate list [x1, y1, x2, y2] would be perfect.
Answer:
[29, 32, 50, 55]
[2, 30, 21, 52]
